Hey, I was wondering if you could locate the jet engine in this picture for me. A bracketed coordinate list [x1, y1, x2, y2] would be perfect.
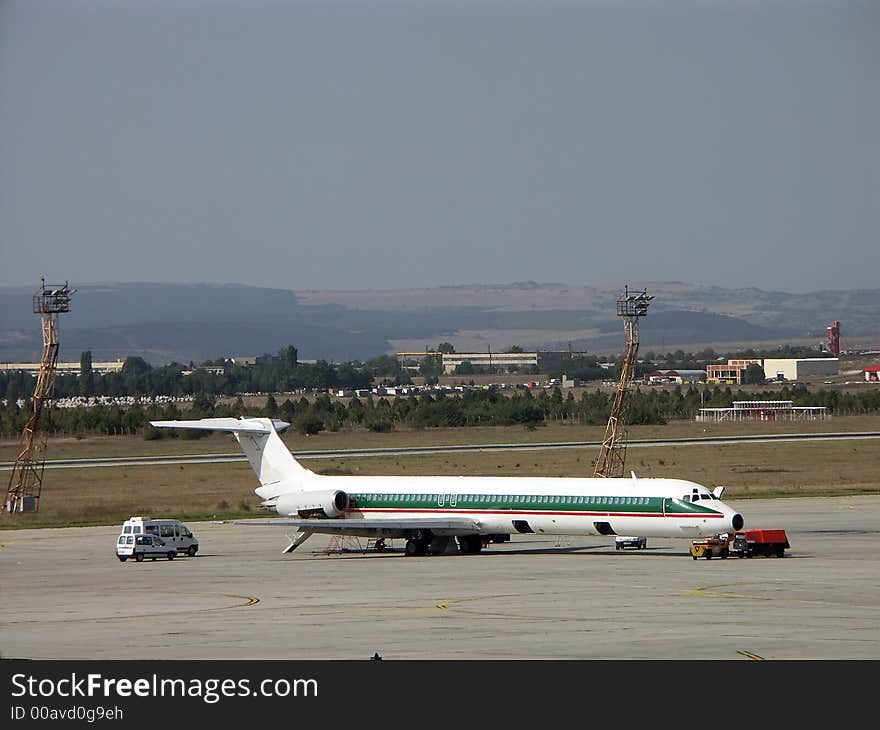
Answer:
[272, 489, 350, 518]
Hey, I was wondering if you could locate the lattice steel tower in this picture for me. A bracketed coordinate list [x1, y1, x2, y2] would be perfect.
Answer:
[593, 286, 653, 478]
[3, 280, 75, 514]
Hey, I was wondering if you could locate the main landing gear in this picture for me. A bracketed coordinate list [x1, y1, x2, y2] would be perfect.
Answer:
[404, 538, 429, 556]
[403, 535, 484, 556]
[457, 535, 483, 554]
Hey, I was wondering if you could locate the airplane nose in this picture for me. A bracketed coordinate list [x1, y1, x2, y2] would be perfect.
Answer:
[732, 513, 744, 531]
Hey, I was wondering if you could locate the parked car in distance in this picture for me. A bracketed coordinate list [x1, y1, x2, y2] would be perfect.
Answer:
[117, 534, 177, 562]
[615, 536, 647, 550]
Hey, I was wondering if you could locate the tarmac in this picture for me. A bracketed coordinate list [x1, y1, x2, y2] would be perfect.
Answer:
[2, 495, 879, 660]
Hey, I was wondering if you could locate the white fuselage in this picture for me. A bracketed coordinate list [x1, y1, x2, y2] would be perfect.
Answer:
[260, 473, 742, 539]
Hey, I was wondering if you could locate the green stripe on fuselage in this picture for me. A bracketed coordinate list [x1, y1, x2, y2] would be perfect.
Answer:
[349, 492, 719, 515]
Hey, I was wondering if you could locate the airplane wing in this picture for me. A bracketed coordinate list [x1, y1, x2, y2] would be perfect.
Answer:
[234, 517, 483, 538]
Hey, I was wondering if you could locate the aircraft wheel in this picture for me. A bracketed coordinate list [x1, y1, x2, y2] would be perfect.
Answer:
[458, 535, 482, 554]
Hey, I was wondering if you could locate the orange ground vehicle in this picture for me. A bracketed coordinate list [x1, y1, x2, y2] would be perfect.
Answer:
[731, 529, 790, 558]
[689, 534, 732, 560]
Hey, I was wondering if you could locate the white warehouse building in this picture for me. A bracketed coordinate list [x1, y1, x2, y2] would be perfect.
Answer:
[762, 358, 838, 382]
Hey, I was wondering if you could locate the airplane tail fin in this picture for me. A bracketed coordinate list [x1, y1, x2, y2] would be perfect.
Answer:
[149, 417, 313, 498]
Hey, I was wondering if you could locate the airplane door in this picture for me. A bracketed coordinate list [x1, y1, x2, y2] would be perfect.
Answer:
[438, 493, 457, 508]
[662, 498, 670, 516]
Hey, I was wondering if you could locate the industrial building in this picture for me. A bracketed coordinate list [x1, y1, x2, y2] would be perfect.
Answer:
[706, 359, 762, 385]
[396, 350, 575, 374]
[706, 357, 838, 384]
[645, 369, 705, 384]
[0, 360, 125, 376]
[762, 358, 839, 382]
[439, 351, 537, 373]
[696, 400, 829, 423]
[443, 350, 577, 374]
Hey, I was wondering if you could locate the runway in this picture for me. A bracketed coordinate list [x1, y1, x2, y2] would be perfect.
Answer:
[3, 430, 879, 470]
[2, 495, 879, 660]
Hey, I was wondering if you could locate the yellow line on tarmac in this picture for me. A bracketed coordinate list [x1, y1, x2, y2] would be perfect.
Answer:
[737, 650, 766, 660]
[436, 594, 523, 611]
[687, 583, 744, 598]
[686, 583, 769, 600]
[433, 594, 618, 623]
[0, 593, 260, 626]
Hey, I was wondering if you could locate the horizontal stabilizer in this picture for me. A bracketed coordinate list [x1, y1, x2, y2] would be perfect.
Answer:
[150, 417, 290, 434]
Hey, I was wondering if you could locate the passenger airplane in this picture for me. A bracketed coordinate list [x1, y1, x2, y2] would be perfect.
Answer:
[150, 417, 744, 556]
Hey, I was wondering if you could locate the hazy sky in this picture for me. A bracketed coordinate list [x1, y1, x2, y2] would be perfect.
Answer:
[1, 0, 877, 294]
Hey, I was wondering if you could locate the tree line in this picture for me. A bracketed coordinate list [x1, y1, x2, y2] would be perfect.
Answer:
[0, 346, 409, 405]
[1, 343, 837, 408]
[2, 383, 879, 439]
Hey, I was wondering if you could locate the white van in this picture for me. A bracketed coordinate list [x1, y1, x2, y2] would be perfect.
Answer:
[116, 516, 199, 561]
[117, 534, 177, 562]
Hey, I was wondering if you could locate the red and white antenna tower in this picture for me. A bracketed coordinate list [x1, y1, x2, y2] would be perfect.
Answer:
[827, 321, 841, 357]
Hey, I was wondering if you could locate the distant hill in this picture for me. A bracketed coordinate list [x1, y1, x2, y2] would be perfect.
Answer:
[0, 283, 386, 364]
[0, 281, 876, 364]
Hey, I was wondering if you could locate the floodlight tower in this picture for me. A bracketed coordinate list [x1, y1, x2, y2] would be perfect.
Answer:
[3, 280, 75, 514]
[593, 285, 653, 478]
